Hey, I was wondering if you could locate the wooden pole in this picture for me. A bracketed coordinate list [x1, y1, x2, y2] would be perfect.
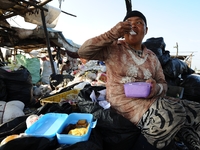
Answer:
[0, 48, 4, 62]
[40, 9, 56, 74]
[125, 0, 132, 14]
[174, 42, 179, 57]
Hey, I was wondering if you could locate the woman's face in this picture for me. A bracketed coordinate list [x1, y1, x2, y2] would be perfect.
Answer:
[124, 17, 148, 48]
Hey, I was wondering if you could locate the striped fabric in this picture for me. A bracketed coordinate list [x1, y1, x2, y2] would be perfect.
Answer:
[137, 98, 200, 149]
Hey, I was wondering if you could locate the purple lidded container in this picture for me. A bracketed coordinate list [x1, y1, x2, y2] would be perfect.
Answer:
[124, 82, 151, 98]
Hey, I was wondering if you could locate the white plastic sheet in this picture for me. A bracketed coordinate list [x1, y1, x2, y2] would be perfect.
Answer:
[24, 4, 61, 28]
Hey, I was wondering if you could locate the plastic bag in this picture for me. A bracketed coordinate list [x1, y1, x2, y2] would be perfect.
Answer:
[77, 85, 141, 150]
[143, 37, 166, 56]
[0, 136, 57, 150]
[163, 58, 194, 79]
[0, 79, 7, 101]
[180, 74, 200, 102]
[16, 54, 40, 84]
[0, 66, 33, 106]
[0, 115, 27, 141]
[157, 50, 171, 66]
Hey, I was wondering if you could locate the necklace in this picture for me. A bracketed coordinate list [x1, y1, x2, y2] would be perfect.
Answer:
[127, 44, 143, 58]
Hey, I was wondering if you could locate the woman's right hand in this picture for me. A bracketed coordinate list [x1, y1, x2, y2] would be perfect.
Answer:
[111, 21, 132, 38]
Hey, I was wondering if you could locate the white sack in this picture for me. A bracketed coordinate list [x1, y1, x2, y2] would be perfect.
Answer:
[3, 100, 25, 123]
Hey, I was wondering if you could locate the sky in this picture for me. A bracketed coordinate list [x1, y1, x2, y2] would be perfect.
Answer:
[7, 0, 200, 70]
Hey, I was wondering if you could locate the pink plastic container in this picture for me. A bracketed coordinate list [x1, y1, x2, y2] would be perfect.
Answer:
[124, 82, 151, 98]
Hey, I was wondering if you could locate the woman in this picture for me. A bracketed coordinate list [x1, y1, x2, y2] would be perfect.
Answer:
[78, 10, 200, 149]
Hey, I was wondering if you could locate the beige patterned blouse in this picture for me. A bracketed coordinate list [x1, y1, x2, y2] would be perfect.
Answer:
[78, 30, 167, 125]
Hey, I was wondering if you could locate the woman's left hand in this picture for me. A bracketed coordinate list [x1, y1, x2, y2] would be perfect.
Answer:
[145, 78, 160, 98]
